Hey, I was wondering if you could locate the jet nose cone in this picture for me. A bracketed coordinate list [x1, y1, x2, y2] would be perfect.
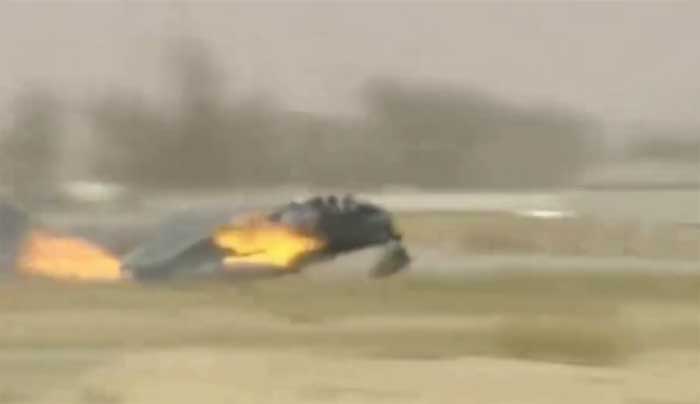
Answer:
[370, 241, 410, 279]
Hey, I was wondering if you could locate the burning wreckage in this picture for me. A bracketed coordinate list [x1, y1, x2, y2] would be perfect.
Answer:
[0, 195, 410, 283]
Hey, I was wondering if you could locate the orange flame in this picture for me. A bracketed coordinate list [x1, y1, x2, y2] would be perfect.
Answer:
[213, 217, 325, 270]
[17, 230, 123, 282]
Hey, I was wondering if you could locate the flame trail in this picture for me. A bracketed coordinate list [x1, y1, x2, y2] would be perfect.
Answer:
[17, 230, 123, 281]
[213, 217, 325, 270]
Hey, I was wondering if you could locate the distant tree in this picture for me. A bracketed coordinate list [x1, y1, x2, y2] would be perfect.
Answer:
[0, 88, 64, 203]
[624, 133, 700, 162]
[361, 77, 599, 189]
[88, 50, 602, 191]
[362, 78, 505, 186]
[91, 37, 249, 189]
[90, 93, 175, 187]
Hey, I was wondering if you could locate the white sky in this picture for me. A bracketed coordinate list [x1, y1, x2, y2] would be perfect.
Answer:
[0, 1, 699, 129]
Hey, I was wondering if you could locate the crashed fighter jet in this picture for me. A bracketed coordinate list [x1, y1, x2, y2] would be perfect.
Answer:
[122, 194, 410, 281]
[1, 195, 410, 282]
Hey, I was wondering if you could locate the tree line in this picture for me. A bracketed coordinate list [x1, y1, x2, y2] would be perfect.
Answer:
[1, 40, 612, 199]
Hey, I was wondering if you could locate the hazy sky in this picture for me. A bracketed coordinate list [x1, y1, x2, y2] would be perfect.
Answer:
[1, 1, 699, 130]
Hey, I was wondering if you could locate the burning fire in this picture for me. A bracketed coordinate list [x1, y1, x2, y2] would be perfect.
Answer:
[213, 217, 325, 269]
[17, 230, 123, 281]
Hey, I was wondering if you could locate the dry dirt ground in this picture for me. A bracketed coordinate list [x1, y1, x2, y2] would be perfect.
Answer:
[1, 267, 698, 404]
[3, 347, 697, 404]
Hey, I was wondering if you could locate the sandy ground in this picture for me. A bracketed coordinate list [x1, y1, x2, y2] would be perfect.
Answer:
[1, 346, 697, 404]
[1, 251, 698, 404]
[1, 303, 698, 404]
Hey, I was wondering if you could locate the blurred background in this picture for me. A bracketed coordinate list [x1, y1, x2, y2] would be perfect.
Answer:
[0, 1, 698, 257]
[0, 2, 697, 212]
[0, 2, 698, 404]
